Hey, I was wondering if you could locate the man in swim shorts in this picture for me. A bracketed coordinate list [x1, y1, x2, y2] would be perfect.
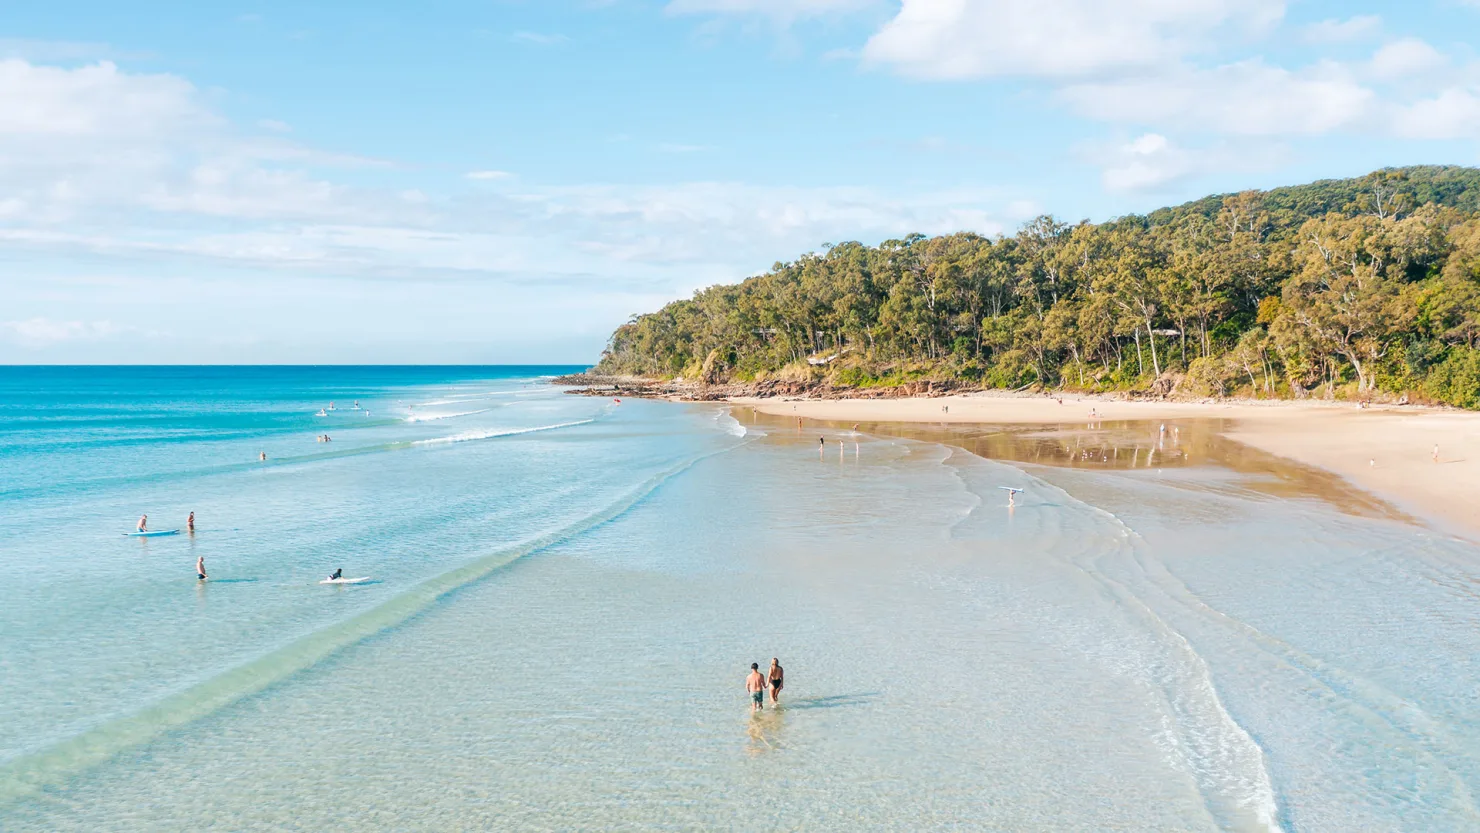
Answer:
[746, 663, 766, 711]
[137, 514, 148, 532]
[196, 555, 207, 581]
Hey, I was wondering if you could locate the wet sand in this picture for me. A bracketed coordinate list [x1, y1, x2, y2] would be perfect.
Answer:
[733, 393, 1480, 539]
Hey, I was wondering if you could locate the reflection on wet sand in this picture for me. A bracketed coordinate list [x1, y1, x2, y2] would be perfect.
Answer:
[738, 408, 1418, 527]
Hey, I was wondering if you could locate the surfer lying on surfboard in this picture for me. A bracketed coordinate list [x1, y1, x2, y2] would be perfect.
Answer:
[328, 568, 342, 581]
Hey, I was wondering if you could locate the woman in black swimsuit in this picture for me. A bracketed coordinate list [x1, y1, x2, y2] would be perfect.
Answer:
[768, 658, 784, 704]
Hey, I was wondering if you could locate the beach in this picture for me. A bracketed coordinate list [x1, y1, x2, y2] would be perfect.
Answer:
[736, 392, 1480, 539]
[4, 368, 1479, 831]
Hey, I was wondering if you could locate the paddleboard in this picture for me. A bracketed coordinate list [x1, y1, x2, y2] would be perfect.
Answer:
[997, 487, 1024, 494]
[124, 529, 180, 537]
[319, 576, 371, 584]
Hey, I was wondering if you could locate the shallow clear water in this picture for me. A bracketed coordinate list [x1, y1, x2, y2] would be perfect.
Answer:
[3, 369, 1478, 831]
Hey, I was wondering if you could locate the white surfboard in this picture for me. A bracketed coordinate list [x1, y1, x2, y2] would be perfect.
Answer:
[997, 487, 1024, 494]
[124, 529, 180, 537]
[320, 576, 371, 584]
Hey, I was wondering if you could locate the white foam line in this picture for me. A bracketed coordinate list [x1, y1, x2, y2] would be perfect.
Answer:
[411, 418, 594, 446]
[403, 408, 493, 423]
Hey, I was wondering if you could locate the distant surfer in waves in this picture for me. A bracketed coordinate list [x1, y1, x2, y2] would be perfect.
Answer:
[328, 568, 343, 581]
[196, 555, 207, 581]
[259, 451, 267, 461]
[137, 514, 148, 532]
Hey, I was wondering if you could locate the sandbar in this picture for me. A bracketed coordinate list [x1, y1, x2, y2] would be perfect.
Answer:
[733, 392, 1480, 539]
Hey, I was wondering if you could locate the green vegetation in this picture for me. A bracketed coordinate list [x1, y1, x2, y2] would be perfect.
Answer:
[595, 166, 1480, 408]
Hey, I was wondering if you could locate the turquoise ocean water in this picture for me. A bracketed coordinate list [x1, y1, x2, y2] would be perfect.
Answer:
[2, 367, 1478, 831]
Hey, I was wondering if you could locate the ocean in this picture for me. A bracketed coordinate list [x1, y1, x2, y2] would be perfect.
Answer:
[1, 367, 1477, 831]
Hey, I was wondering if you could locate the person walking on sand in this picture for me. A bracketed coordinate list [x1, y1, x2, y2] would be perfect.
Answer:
[746, 663, 766, 712]
[767, 658, 784, 706]
[1433, 444, 1440, 463]
[196, 555, 207, 581]
[187, 512, 195, 534]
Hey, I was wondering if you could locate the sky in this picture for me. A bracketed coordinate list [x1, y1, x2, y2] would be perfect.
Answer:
[2, 1, 1479, 364]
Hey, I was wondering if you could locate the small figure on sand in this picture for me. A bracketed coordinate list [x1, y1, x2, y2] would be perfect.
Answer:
[187, 512, 195, 534]
[1433, 444, 1440, 463]
[196, 555, 207, 581]
[768, 658, 784, 705]
[137, 514, 148, 532]
[747, 663, 767, 712]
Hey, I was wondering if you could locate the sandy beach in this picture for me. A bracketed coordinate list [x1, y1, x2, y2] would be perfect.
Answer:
[735, 392, 1480, 539]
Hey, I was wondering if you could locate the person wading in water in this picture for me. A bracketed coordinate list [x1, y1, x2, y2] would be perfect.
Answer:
[746, 663, 766, 712]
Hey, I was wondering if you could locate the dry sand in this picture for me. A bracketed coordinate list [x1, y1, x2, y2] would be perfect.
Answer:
[733, 392, 1480, 539]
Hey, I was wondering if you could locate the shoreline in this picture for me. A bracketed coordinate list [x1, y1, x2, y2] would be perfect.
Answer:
[730, 390, 1480, 540]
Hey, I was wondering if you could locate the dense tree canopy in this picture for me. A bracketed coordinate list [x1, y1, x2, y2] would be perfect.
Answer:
[595, 166, 1480, 408]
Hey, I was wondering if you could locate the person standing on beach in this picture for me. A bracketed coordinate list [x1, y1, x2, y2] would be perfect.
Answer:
[196, 555, 207, 581]
[187, 512, 195, 534]
[746, 663, 766, 712]
[767, 658, 784, 706]
[1433, 444, 1440, 463]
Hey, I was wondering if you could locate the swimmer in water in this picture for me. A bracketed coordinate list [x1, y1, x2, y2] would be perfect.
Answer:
[187, 512, 195, 533]
[196, 555, 207, 581]
[259, 451, 267, 462]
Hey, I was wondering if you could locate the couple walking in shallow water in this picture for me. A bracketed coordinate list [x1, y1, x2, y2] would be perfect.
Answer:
[746, 658, 784, 711]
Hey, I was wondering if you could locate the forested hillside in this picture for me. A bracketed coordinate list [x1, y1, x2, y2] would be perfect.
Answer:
[595, 166, 1480, 407]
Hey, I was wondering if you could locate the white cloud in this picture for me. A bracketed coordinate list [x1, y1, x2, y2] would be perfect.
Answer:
[0, 59, 214, 137]
[861, 0, 1285, 80]
[1058, 59, 1375, 135]
[1089, 133, 1283, 192]
[1394, 89, 1480, 139]
[1368, 38, 1447, 80]
[1301, 15, 1381, 44]
[258, 118, 292, 133]
[0, 317, 141, 347]
[0, 59, 1020, 298]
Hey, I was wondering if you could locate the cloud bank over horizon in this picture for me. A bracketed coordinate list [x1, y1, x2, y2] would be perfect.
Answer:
[3, 1, 1477, 362]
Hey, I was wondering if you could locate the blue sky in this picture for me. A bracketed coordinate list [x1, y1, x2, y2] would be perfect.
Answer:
[2, 0, 1478, 363]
